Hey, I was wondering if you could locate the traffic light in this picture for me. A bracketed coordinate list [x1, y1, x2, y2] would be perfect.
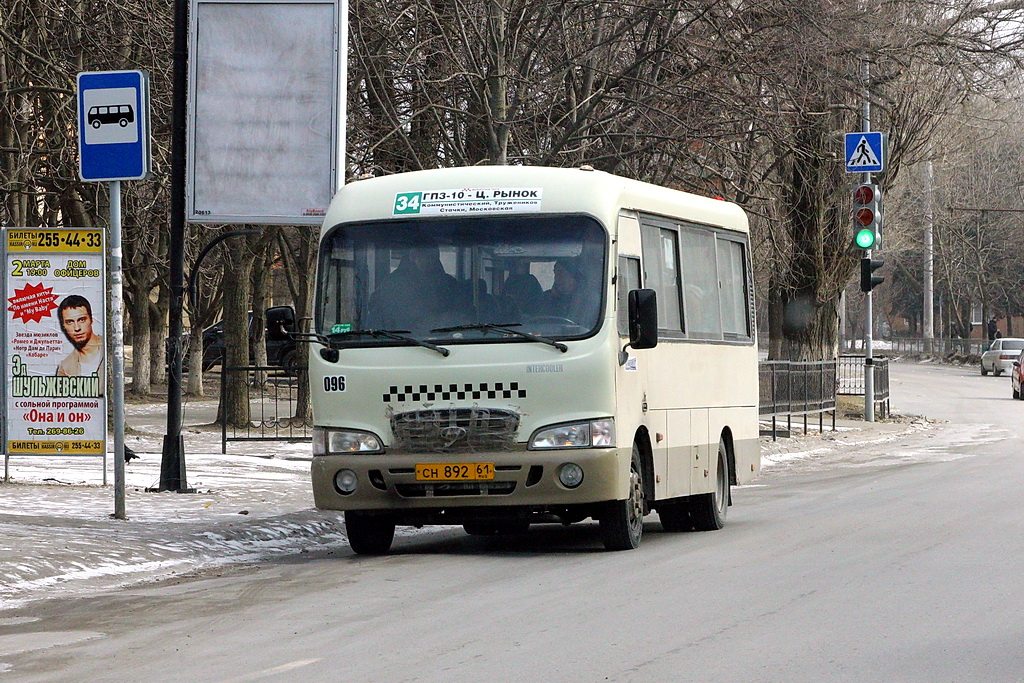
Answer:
[852, 183, 882, 249]
[860, 256, 884, 292]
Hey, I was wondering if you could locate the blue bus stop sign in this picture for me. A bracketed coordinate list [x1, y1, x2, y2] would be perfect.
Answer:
[77, 70, 150, 182]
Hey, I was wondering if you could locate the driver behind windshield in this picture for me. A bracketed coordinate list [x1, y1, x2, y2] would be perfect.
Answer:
[541, 257, 597, 324]
[366, 243, 461, 331]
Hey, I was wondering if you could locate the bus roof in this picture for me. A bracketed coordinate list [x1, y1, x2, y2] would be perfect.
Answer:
[321, 166, 749, 235]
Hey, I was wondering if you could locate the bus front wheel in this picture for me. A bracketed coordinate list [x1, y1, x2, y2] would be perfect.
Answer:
[344, 511, 395, 555]
[600, 445, 645, 550]
[691, 437, 730, 531]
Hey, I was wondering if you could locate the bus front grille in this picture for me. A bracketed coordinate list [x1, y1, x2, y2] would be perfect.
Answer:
[390, 408, 519, 452]
[395, 481, 517, 498]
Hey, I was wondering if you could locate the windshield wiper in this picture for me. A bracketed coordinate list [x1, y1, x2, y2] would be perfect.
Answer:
[430, 322, 567, 353]
[329, 329, 450, 357]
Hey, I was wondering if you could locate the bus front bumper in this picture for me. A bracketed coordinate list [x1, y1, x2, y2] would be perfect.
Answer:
[311, 447, 630, 513]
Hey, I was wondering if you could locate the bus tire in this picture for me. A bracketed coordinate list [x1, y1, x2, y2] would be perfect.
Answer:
[344, 511, 395, 555]
[600, 445, 645, 550]
[691, 438, 730, 531]
[658, 499, 692, 532]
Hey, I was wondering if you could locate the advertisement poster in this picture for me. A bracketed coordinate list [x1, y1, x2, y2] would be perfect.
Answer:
[4, 228, 107, 455]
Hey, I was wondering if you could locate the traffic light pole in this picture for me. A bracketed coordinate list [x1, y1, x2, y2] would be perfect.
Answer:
[864, 247, 875, 423]
[862, 60, 875, 423]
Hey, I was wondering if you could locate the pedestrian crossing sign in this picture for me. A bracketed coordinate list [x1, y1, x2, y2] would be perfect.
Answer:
[845, 132, 885, 173]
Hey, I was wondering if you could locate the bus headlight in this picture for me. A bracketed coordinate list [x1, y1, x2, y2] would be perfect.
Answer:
[313, 427, 384, 455]
[529, 419, 615, 449]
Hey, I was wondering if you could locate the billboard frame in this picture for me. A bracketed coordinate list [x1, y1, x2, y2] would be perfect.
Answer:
[185, 0, 344, 225]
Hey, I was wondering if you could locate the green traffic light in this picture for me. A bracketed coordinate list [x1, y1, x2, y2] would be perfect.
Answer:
[855, 227, 876, 249]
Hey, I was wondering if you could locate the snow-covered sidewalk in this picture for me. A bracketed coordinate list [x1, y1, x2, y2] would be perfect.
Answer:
[0, 396, 353, 610]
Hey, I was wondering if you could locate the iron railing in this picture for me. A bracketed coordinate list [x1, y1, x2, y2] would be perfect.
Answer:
[758, 359, 837, 440]
[218, 358, 878, 448]
[845, 337, 985, 356]
[837, 354, 890, 417]
[220, 365, 313, 453]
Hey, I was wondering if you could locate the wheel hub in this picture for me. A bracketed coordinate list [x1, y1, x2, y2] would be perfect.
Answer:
[629, 469, 643, 523]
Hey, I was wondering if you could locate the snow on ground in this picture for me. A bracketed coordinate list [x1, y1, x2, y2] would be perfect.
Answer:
[1, 394, 949, 610]
[0, 397, 360, 610]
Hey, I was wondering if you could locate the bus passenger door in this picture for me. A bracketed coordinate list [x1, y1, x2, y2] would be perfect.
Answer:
[615, 215, 668, 500]
[617, 253, 667, 498]
[690, 408, 710, 495]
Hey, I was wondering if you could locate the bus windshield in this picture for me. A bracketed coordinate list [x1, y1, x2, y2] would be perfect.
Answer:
[316, 214, 607, 345]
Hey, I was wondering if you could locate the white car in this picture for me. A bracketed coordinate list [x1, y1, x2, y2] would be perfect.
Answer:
[980, 337, 1024, 376]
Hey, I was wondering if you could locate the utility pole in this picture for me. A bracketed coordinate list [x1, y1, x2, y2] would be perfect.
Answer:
[159, 0, 190, 492]
[923, 161, 935, 353]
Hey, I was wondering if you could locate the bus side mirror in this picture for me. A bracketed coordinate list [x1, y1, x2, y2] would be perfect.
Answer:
[628, 288, 658, 350]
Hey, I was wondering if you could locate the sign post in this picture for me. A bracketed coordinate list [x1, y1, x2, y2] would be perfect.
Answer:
[846, 123, 886, 422]
[77, 70, 151, 518]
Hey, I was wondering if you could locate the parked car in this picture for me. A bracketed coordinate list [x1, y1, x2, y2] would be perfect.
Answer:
[980, 337, 1024, 376]
[200, 305, 300, 373]
[1012, 352, 1024, 400]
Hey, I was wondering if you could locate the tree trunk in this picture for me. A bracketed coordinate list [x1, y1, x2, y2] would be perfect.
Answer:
[767, 278, 785, 360]
[217, 245, 254, 428]
[278, 228, 319, 422]
[186, 323, 205, 398]
[781, 290, 839, 361]
[292, 232, 318, 421]
[149, 283, 169, 385]
[251, 245, 271, 388]
[128, 282, 151, 396]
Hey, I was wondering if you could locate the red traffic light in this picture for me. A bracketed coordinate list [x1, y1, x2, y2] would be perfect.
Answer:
[855, 207, 875, 226]
[853, 184, 875, 204]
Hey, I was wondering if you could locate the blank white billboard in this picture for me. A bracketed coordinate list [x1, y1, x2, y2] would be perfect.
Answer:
[187, 0, 341, 224]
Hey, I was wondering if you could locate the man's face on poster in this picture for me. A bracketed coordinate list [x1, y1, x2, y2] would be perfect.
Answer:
[61, 306, 94, 350]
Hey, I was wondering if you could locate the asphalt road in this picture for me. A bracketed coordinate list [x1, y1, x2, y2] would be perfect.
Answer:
[5, 361, 1024, 682]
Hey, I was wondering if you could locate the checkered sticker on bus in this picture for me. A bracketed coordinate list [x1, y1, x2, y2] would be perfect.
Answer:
[383, 382, 526, 403]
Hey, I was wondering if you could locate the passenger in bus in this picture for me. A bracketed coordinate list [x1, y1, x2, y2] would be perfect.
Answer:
[366, 244, 460, 331]
[465, 278, 519, 323]
[540, 257, 595, 324]
[501, 261, 543, 315]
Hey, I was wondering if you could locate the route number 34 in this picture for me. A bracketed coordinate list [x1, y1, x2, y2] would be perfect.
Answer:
[393, 192, 422, 215]
[323, 376, 346, 392]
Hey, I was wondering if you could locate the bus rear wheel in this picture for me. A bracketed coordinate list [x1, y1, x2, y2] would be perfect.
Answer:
[600, 445, 645, 550]
[691, 437, 730, 531]
[344, 511, 395, 555]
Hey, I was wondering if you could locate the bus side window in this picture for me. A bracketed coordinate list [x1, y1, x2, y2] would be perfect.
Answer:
[640, 223, 682, 333]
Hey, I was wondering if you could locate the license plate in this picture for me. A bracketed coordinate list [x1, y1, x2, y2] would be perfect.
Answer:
[415, 463, 495, 481]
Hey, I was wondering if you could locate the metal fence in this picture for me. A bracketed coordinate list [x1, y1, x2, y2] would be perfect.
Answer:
[758, 359, 837, 440]
[218, 357, 875, 448]
[837, 354, 890, 417]
[220, 365, 313, 453]
[846, 337, 986, 356]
